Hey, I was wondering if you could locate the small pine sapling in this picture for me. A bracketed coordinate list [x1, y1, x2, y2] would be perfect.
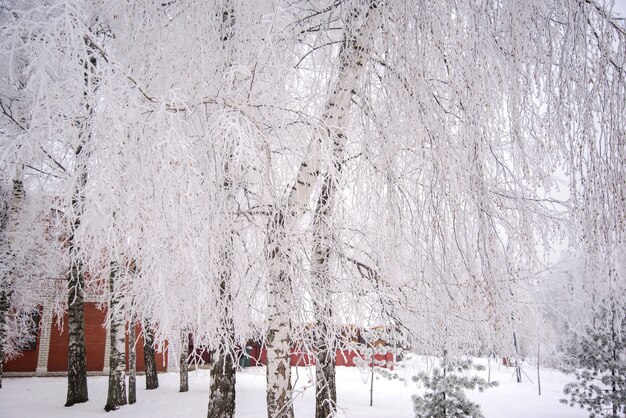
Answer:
[560, 308, 626, 418]
[412, 357, 497, 418]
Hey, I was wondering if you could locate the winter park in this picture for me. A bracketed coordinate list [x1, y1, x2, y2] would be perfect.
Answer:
[0, 1, 625, 417]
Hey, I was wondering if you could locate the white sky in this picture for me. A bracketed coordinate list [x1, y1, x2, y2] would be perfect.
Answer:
[614, 0, 626, 17]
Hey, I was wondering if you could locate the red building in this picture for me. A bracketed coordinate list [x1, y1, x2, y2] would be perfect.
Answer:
[240, 325, 396, 370]
[5, 304, 395, 375]
[3, 300, 168, 376]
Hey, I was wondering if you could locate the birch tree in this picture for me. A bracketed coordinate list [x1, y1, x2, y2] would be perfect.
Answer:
[179, 330, 189, 393]
[0, 174, 64, 387]
[1, 4, 90, 402]
[299, 2, 383, 416]
[104, 263, 127, 411]
[207, 3, 239, 416]
[1, 1, 623, 416]
[318, 0, 625, 360]
[0, 175, 24, 389]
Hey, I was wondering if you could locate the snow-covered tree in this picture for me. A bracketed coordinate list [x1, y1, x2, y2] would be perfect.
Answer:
[0, 0, 105, 404]
[412, 357, 497, 418]
[561, 306, 626, 418]
[0, 0, 624, 416]
[0, 173, 65, 388]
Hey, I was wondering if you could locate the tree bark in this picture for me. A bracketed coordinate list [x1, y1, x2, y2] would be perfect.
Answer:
[265, 2, 379, 410]
[207, 4, 238, 413]
[179, 331, 189, 393]
[314, 329, 337, 418]
[313, 178, 338, 418]
[512, 329, 522, 383]
[128, 321, 137, 404]
[65, 163, 89, 407]
[0, 290, 8, 389]
[610, 310, 617, 417]
[310, 3, 380, 416]
[266, 210, 295, 418]
[104, 265, 127, 411]
[143, 322, 159, 390]
[207, 349, 236, 418]
[207, 235, 237, 416]
[66, 40, 94, 405]
[65, 260, 88, 406]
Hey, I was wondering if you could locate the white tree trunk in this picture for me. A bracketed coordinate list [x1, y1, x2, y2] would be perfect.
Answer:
[66, 166, 89, 407]
[313, 177, 337, 418]
[207, 3, 238, 416]
[105, 265, 127, 411]
[179, 330, 189, 393]
[207, 244, 237, 418]
[266, 4, 380, 417]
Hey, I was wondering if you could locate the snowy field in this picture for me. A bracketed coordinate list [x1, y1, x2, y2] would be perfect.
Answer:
[0, 357, 586, 418]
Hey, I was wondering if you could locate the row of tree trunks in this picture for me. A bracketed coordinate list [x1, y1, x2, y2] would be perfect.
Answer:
[73, 297, 155, 412]
[104, 265, 127, 411]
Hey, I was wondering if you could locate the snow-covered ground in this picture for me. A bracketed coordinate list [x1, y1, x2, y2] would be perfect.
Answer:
[0, 357, 586, 418]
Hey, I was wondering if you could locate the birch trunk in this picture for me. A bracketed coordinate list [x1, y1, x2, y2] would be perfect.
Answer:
[179, 330, 189, 393]
[66, 37, 95, 406]
[207, 345, 236, 418]
[313, 178, 337, 418]
[143, 322, 159, 390]
[65, 165, 89, 407]
[206, 221, 237, 417]
[104, 265, 127, 411]
[206, 3, 237, 415]
[128, 322, 137, 404]
[0, 290, 8, 389]
[266, 209, 296, 418]
[311, 3, 380, 417]
[266, 2, 379, 413]
[207, 208, 236, 416]
[65, 258, 88, 406]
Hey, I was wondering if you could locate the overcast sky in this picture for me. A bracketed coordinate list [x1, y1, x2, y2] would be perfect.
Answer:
[614, 0, 626, 18]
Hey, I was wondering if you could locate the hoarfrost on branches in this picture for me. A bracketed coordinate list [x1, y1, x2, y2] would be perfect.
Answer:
[0, 0, 624, 416]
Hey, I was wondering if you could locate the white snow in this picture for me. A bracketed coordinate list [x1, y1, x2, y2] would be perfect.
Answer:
[0, 357, 587, 418]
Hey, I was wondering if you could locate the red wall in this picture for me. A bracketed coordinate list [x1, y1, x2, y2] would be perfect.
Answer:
[3, 308, 43, 372]
[125, 323, 168, 372]
[48, 302, 107, 372]
[5, 305, 168, 373]
[291, 351, 316, 366]
[335, 349, 360, 367]
[255, 348, 394, 369]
